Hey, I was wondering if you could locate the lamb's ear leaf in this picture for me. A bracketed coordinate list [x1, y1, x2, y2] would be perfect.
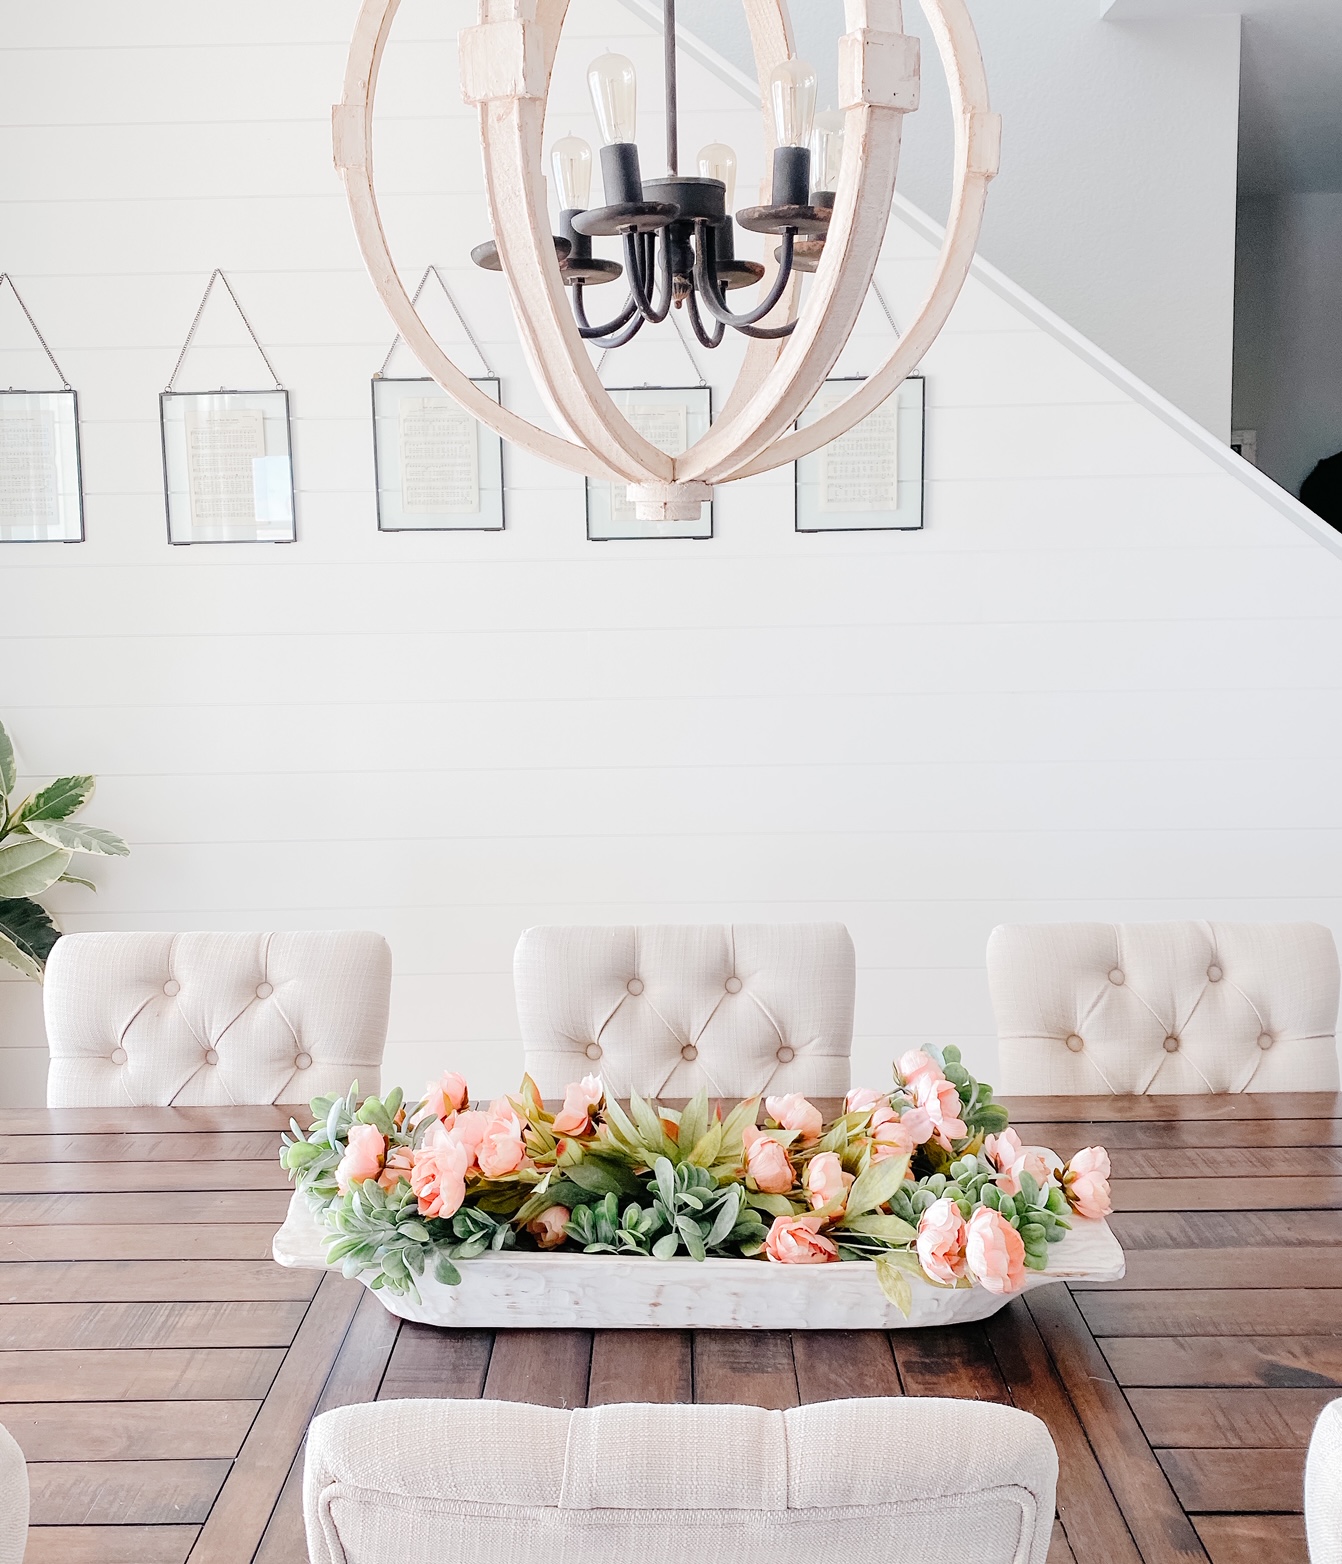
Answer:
[875, 1254, 913, 1316]
[846, 1154, 911, 1218]
[0, 721, 14, 800]
[677, 1089, 710, 1158]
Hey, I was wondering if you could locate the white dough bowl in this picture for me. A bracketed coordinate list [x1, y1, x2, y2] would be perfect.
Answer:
[272, 1192, 1125, 1329]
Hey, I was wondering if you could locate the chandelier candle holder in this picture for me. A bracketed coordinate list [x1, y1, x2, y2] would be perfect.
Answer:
[334, 0, 1000, 521]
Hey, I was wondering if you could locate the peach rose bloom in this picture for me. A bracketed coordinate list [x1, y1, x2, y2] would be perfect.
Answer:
[552, 1074, 604, 1137]
[869, 1107, 918, 1164]
[917, 1074, 968, 1148]
[763, 1214, 838, 1265]
[526, 1205, 571, 1249]
[476, 1103, 527, 1179]
[805, 1151, 853, 1212]
[743, 1123, 795, 1194]
[916, 1196, 969, 1286]
[897, 1049, 944, 1091]
[965, 1206, 1027, 1295]
[377, 1145, 414, 1192]
[765, 1092, 823, 1144]
[845, 1087, 886, 1115]
[423, 1070, 469, 1122]
[410, 1135, 469, 1219]
[335, 1123, 386, 1193]
[1064, 1146, 1113, 1219]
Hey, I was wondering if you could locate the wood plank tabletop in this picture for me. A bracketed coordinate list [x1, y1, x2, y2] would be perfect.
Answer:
[3, 1092, 1337, 1564]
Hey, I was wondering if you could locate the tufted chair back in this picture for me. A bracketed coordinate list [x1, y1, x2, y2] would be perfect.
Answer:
[44, 931, 392, 1107]
[0, 1421, 27, 1564]
[303, 1397, 1058, 1564]
[515, 923, 854, 1100]
[987, 920, 1341, 1095]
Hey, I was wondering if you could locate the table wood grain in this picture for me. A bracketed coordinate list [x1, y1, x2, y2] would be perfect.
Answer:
[3, 1092, 1337, 1564]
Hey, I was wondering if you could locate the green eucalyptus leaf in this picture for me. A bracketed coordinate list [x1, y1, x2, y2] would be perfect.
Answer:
[0, 839, 72, 898]
[21, 819, 129, 857]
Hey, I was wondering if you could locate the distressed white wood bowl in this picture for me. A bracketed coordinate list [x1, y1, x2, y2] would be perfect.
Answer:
[272, 1191, 1125, 1329]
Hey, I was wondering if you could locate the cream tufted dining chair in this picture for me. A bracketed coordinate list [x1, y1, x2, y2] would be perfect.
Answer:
[515, 923, 854, 1099]
[44, 930, 392, 1107]
[987, 921, 1341, 1095]
[303, 1398, 1058, 1564]
[0, 1421, 27, 1564]
[1307, 1397, 1342, 1564]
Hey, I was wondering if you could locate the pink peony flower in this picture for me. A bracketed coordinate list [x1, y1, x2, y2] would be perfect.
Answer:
[763, 1214, 838, 1265]
[476, 1101, 527, 1179]
[916, 1196, 969, 1286]
[526, 1205, 571, 1249]
[765, 1092, 823, 1144]
[917, 1074, 968, 1149]
[897, 1049, 945, 1091]
[805, 1151, 853, 1213]
[845, 1087, 886, 1115]
[869, 1109, 918, 1164]
[410, 1134, 469, 1219]
[1063, 1146, 1113, 1219]
[376, 1145, 414, 1192]
[896, 1102, 936, 1145]
[335, 1123, 386, 1193]
[423, 1070, 469, 1122]
[965, 1206, 1027, 1295]
[551, 1074, 604, 1137]
[743, 1123, 796, 1194]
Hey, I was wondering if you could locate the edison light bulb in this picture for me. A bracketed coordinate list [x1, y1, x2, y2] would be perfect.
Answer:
[550, 135, 592, 210]
[768, 58, 817, 149]
[697, 142, 737, 210]
[587, 52, 637, 145]
[809, 111, 844, 194]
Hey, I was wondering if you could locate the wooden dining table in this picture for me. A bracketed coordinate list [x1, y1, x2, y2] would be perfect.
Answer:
[1, 1091, 1338, 1564]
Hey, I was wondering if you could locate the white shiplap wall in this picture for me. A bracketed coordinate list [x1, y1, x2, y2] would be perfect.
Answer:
[3, 0, 1341, 1108]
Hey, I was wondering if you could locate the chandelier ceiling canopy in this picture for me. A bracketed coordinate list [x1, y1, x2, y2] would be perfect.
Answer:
[335, 0, 999, 521]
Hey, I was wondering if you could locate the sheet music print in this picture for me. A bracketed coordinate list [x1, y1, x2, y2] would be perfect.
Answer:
[398, 396, 479, 514]
[185, 407, 266, 528]
[818, 389, 899, 512]
[0, 408, 59, 530]
[609, 403, 689, 524]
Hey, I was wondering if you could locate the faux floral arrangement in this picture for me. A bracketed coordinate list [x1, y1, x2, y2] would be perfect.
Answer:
[279, 1045, 1111, 1314]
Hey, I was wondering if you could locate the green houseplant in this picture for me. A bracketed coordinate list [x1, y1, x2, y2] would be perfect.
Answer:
[0, 718, 129, 979]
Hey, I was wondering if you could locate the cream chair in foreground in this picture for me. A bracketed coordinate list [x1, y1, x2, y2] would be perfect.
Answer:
[304, 1398, 1057, 1564]
[987, 921, 1341, 1095]
[44, 930, 392, 1106]
[1308, 1397, 1342, 1564]
[515, 922, 855, 1100]
[0, 1421, 27, 1564]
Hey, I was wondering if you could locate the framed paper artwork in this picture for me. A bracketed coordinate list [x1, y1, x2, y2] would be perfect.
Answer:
[586, 385, 713, 541]
[372, 375, 504, 532]
[795, 375, 924, 533]
[160, 389, 296, 545]
[0, 389, 84, 543]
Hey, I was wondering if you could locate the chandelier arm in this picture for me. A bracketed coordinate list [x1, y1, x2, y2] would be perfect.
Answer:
[571, 283, 641, 339]
[623, 229, 673, 325]
[585, 308, 649, 352]
[693, 223, 797, 328]
[685, 288, 726, 350]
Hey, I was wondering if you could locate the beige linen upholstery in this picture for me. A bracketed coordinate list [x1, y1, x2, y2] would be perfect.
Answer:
[304, 1398, 1057, 1564]
[987, 921, 1341, 1094]
[515, 923, 855, 1099]
[44, 930, 392, 1106]
[1307, 1397, 1342, 1564]
[0, 1421, 27, 1564]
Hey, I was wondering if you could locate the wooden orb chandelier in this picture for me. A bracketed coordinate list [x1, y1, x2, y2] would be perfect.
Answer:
[334, 0, 999, 522]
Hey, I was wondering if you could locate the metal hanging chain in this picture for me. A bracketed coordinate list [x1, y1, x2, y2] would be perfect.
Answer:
[0, 274, 72, 389]
[595, 308, 707, 388]
[165, 269, 283, 393]
[870, 278, 901, 337]
[377, 265, 495, 380]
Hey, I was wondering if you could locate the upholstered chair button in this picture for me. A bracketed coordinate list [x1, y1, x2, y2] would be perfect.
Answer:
[256, 982, 274, 999]
[204, 1049, 219, 1065]
[295, 1052, 312, 1069]
[110, 1047, 128, 1065]
[1207, 965, 1223, 982]
[1107, 968, 1124, 985]
[1065, 1034, 1084, 1053]
[584, 1042, 602, 1060]
[1163, 1035, 1180, 1052]
[776, 1044, 795, 1063]
[724, 976, 742, 994]
[681, 1043, 698, 1061]
[1258, 1032, 1274, 1051]
[163, 979, 180, 997]
[626, 978, 644, 996]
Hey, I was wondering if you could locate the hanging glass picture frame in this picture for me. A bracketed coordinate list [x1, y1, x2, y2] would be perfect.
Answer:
[372, 376, 505, 532]
[160, 388, 296, 545]
[586, 385, 713, 540]
[0, 388, 84, 543]
[794, 374, 924, 533]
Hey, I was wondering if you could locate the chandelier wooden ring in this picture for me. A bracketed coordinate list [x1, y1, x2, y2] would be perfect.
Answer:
[334, 0, 998, 505]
